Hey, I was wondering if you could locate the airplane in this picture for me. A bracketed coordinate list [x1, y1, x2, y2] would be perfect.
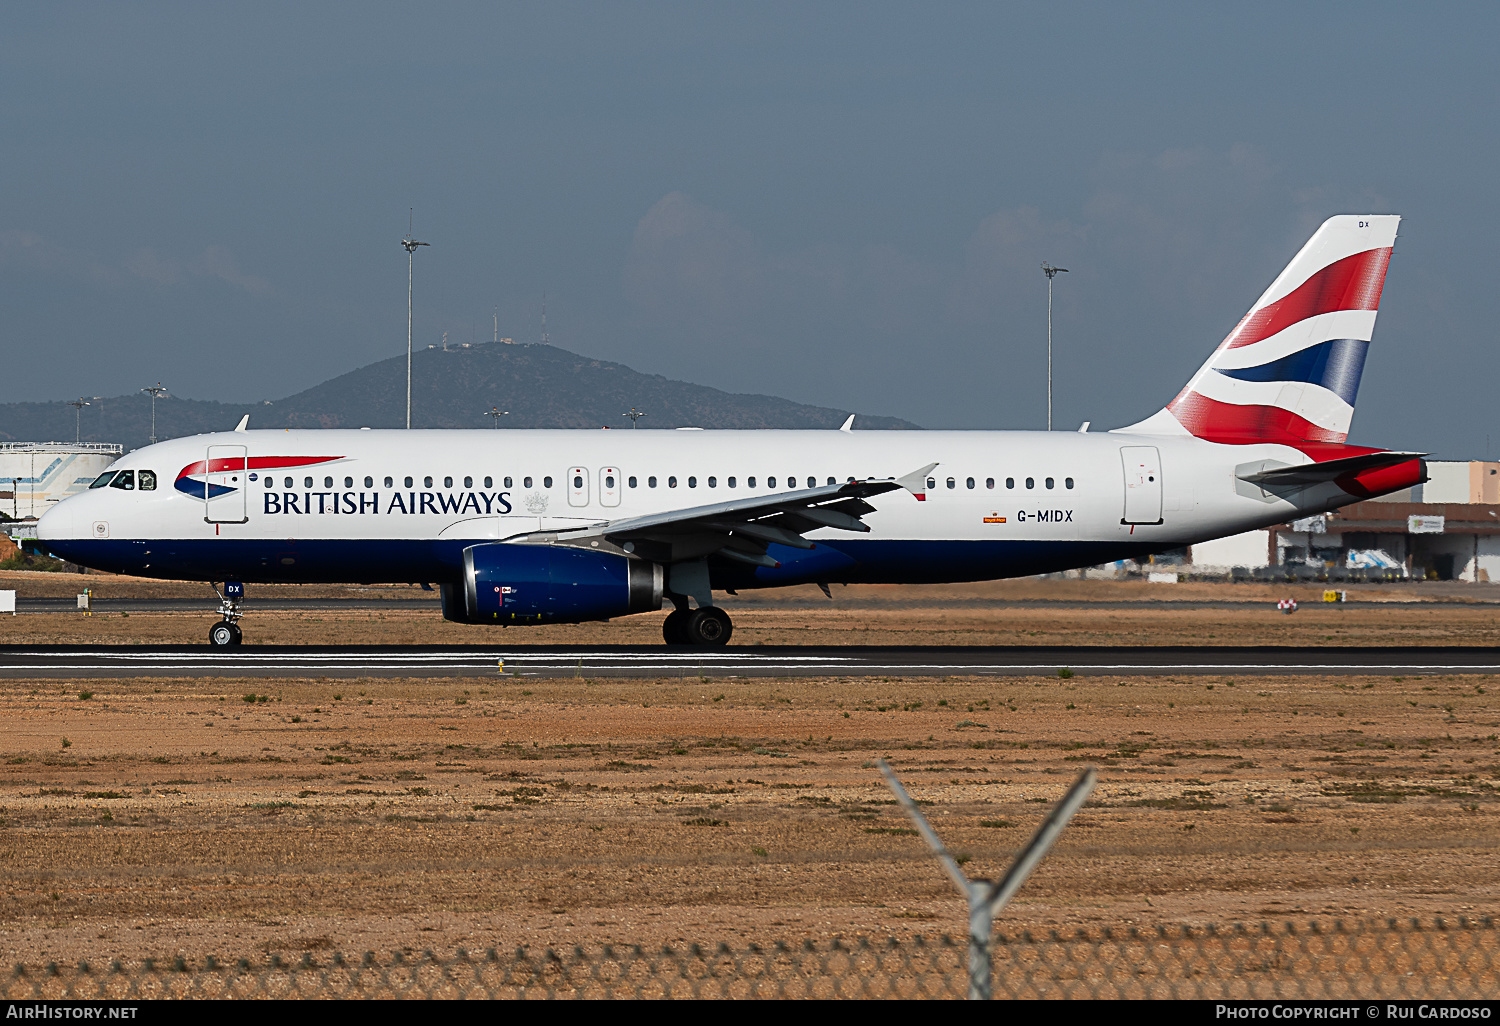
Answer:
[37, 214, 1422, 648]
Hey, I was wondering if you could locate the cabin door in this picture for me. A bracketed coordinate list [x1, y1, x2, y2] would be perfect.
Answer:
[1120, 446, 1163, 525]
[204, 444, 249, 524]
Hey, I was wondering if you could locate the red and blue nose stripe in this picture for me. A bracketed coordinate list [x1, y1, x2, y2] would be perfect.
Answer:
[175, 456, 342, 498]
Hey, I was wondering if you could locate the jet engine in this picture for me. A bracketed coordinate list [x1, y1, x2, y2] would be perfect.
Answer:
[441, 543, 663, 625]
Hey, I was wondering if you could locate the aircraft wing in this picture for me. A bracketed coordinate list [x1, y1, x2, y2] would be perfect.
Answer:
[522, 465, 936, 568]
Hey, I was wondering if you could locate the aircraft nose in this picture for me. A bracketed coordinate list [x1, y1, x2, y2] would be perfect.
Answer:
[36, 501, 75, 543]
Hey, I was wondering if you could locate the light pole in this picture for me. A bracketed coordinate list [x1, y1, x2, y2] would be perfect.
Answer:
[484, 407, 508, 428]
[142, 383, 168, 444]
[402, 213, 430, 430]
[66, 399, 90, 444]
[623, 408, 646, 429]
[1041, 262, 1068, 431]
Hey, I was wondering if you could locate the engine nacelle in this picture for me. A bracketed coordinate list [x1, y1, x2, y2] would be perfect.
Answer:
[441, 543, 663, 625]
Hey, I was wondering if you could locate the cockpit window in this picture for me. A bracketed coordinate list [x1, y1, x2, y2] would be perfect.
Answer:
[89, 472, 116, 489]
[109, 470, 135, 490]
[138, 470, 156, 491]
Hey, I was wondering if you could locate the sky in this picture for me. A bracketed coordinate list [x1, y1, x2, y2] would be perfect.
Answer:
[2, 3, 1496, 457]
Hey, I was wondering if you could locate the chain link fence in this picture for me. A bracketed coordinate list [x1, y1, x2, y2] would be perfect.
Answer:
[5, 915, 1497, 999]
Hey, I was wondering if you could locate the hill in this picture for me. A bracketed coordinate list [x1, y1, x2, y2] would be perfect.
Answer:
[0, 342, 918, 450]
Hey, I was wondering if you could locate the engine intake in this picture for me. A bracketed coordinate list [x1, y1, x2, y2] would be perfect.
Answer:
[441, 543, 663, 625]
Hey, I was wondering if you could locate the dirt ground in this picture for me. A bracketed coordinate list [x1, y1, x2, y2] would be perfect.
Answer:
[2, 575, 1499, 968]
[3, 666, 1499, 967]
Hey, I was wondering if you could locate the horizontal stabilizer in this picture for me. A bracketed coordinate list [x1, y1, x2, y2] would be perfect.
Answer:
[1237, 450, 1425, 487]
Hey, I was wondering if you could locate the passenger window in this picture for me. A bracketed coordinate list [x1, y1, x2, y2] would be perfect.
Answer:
[524, 477, 533, 488]
[265, 476, 274, 489]
[926, 477, 935, 489]
[1006, 478, 1015, 489]
[767, 477, 776, 488]
[807, 477, 816, 488]
[424, 476, 433, 488]
[503, 477, 512, 488]
[648, 476, 657, 488]
[605, 474, 615, 488]
[285, 477, 294, 488]
[366, 477, 375, 488]
[1066, 477, 1074, 489]
[89, 472, 116, 489]
[688, 476, 697, 488]
[344, 476, 353, 488]
[986, 478, 995, 489]
[727, 477, 736, 488]
[668, 476, 678, 488]
[444, 476, 453, 488]
[109, 470, 135, 490]
[827, 477, 835, 486]
[628, 476, 637, 488]
[479, 476, 488, 489]
[966, 477, 975, 489]
[543, 476, 553, 488]
[747, 477, 756, 488]
[573, 474, 583, 489]
[946, 477, 955, 489]
[1045, 477, 1054, 489]
[324, 476, 334, 488]
[1026, 478, 1034, 489]
[707, 476, 716, 488]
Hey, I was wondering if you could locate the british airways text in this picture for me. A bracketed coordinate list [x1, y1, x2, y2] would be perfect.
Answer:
[262, 491, 514, 516]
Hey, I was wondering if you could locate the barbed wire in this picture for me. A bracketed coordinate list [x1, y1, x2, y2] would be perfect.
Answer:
[5, 915, 1495, 1000]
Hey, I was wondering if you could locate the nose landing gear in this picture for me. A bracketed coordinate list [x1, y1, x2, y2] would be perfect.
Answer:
[209, 581, 245, 647]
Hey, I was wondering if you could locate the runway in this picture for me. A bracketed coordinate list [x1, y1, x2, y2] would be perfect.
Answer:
[1, 644, 1499, 678]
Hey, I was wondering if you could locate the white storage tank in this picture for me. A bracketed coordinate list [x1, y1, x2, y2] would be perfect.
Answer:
[0, 443, 124, 519]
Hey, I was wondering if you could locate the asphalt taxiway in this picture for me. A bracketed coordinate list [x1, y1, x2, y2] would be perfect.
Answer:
[1, 644, 1498, 678]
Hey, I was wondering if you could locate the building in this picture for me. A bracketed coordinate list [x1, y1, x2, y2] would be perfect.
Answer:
[0, 442, 123, 520]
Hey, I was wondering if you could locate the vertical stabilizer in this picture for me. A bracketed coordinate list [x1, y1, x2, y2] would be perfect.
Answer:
[1117, 215, 1400, 444]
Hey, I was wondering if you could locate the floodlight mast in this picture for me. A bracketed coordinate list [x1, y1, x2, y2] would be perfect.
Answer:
[623, 408, 647, 429]
[141, 384, 169, 444]
[66, 398, 90, 444]
[1041, 262, 1068, 431]
[484, 407, 508, 429]
[402, 211, 430, 430]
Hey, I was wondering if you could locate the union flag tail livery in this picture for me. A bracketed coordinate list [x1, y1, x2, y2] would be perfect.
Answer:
[1122, 215, 1399, 446]
[37, 214, 1425, 648]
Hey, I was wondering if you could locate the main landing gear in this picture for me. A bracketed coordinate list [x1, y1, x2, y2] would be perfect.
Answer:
[208, 580, 245, 647]
[662, 605, 733, 647]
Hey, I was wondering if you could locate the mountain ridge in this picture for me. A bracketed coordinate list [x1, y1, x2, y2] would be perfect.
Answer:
[0, 342, 919, 451]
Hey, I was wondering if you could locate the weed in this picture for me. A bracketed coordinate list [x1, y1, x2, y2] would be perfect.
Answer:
[1058, 668, 1073, 679]
[979, 819, 1015, 828]
[77, 691, 93, 701]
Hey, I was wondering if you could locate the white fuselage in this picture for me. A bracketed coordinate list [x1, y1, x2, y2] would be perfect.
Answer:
[38, 427, 1350, 588]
